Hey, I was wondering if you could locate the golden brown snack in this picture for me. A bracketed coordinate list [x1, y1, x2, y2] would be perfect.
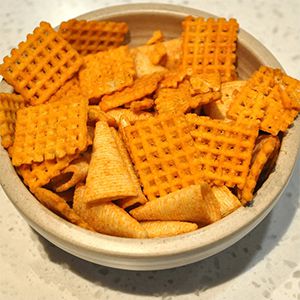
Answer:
[11, 97, 88, 166]
[181, 17, 239, 82]
[0, 93, 25, 149]
[59, 19, 128, 56]
[130, 184, 221, 224]
[0, 22, 83, 105]
[73, 184, 148, 238]
[79, 46, 135, 100]
[84, 121, 137, 205]
[140, 221, 198, 238]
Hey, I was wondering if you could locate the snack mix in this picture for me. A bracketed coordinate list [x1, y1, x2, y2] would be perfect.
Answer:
[0, 17, 299, 238]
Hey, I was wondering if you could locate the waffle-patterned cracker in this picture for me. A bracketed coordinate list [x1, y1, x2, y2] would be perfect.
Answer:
[12, 97, 88, 166]
[79, 46, 135, 100]
[17, 154, 78, 190]
[187, 114, 259, 189]
[227, 66, 299, 135]
[0, 22, 83, 105]
[100, 72, 163, 111]
[48, 77, 81, 102]
[0, 93, 25, 149]
[59, 19, 128, 56]
[123, 114, 204, 200]
[181, 17, 238, 82]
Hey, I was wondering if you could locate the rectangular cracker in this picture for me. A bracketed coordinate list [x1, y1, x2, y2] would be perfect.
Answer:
[123, 114, 204, 200]
[12, 97, 88, 166]
[84, 121, 137, 205]
[0, 22, 83, 105]
[59, 19, 128, 56]
[187, 114, 259, 189]
[181, 17, 239, 82]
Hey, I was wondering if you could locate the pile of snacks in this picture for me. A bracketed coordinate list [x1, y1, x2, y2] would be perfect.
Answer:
[0, 16, 299, 238]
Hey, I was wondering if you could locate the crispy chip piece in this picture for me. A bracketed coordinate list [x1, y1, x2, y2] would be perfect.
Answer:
[106, 108, 153, 125]
[0, 93, 25, 148]
[204, 80, 245, 119]
[130, 184, 221, 224]
[187, 114, 259, 189]
[87, 105, 117, 127]
[17, 153, 79, 190]
[111, 128, 147, 209]
[148, 43, 167, 65]
[155, 80, 220, 115]
[0, 22, 83, 105]
[123, 114, 205, 200]
[33, 187, 93, 230]
[53, 152, 91, 193]
[100, 72, 163, 112]
[73, 184, 148, 238]
[211, 186, 241, 217]
[129, 98, 154, 112]
[12, 97, 88, 166]
[146, 30, 164, 45]
[79, 46, 135, 100]
[181, 17, 239, 82]
[189, 72, 221, 94]
[227, 66, 299, 135]
[48, 77, 81, 103]
[163, 38, 183, 70]
[159, 69, 187, 88]
[238, 135, 280, 204]
[84, 121, 137, 205]
[59, 19, 128, 56]
[140, 221, 198, 238]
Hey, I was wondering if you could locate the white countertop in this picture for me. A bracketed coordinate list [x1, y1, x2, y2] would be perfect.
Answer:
[0, 0, 299, 299]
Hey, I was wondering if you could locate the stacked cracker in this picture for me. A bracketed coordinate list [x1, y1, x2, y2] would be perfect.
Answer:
[0, 17, 299, 239]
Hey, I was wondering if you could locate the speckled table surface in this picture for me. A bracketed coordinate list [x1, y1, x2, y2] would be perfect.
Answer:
[0, 0, 299, 299]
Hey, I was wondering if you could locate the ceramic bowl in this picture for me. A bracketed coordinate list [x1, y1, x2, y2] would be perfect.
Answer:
[0, 3, 299, 271]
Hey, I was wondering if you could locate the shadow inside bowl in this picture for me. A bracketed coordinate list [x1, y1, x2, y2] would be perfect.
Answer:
[32, 162, 299, 296]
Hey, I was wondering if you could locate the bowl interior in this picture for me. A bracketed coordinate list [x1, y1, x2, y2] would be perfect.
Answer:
[0, 3, 299, 271]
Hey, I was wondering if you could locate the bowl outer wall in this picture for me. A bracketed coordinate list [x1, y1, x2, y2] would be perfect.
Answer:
[0, 3, 299, 271]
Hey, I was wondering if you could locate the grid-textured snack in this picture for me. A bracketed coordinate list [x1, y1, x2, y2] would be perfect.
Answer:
[187, 114, 259, 189]
[33, 187, 93, 230]
[111, 128, 147, 209]
[106, 108, 153, 125]
[79, 46, 135, 99]
[73, 184, 148, 238]
[155, 79, 220, 115]
[123, 114, 205, 200]
[0, 93, 25, 149]
[129, 98, 154, 112]
[17, 153, 79, 190]
[59, 19, 128, 56]
[181, 17, 239, 82]
[100, 72, 163, 111]
[227, 66, 299, 135]
[84, 121, 137, 205]
[211, 186, 241, 217]
[239, 135, 280, 204]
[48, 77, 81, 103]
[130, 184, 221, 224]
[204, 80, 245, 119]
[140, 221, 198, 238]
[12, 97, 88, 166]
[0, 22, 83, 105]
